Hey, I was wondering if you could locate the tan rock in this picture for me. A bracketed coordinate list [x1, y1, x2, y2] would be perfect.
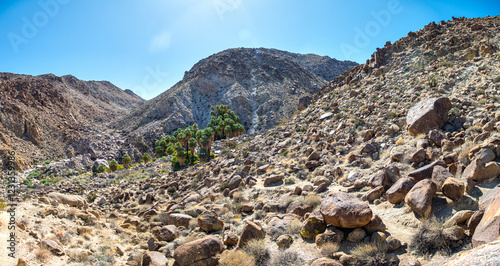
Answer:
[197, 210, 224, 233]
[406, 97, 452, 136]
[442, 177, 465, 201]
[405, 179, 437, 219]
[237, 221, 265, 248]
[386, 177, 415, 204]
[173, 236, 224, 266]
[462, 159, 500, 182]
[301, 213, 327, 239]
[320, 191, 373, 228]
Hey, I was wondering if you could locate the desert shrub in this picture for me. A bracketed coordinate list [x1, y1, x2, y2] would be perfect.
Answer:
[142, 153, 151, 163]
[220, 180, 229, 191]
[409, 218, 452, 256]
[272, 250, 302, 266]
[109, 160, 119, 172]
[243, 239, 270, 265]
[219, 250, 255, 266]
[305, 194, 322, 210]
[97, 165, 106, 173]
[287, 218, 302, 236]
[458, 141, 473, 165]
[284, 178, 295, 185]
[351, 242, 391, 266]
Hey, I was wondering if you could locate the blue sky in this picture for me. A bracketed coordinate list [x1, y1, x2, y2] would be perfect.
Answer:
[0, 0, 498, 100]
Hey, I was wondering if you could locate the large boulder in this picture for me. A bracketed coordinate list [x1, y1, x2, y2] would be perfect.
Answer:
[264, 174, 283, 186]
[167, 213, 193, 227]
[301, 213, 327, 239]
[406, 97, 452, 136]
[472, 189, 500, 247]
[237, 221, 265, 248]
[42, 192, 88, 208]
[408, 160, 446, 182]
[197, 211, 224, 233]
[386, 177, 415, 204]
[462, 159, 500, 182]
[151, 225, 179, 242]
[286, 200, 312, 217]
[442, 177, 465, 201]
[320, 191, 373, 228]
[405, 179, 437, 219]
[142, 251, 168, 266]
[173, 236, 225, 266]
[431, 165, 454, 190]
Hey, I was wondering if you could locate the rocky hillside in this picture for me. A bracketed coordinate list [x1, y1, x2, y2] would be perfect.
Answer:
[3, 16, 500, 266]
[121, 48, 357, 145]
[0, 73, 144, 172]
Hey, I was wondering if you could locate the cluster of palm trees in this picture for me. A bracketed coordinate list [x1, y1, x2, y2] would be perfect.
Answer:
[208, 105, 245, 139]
[154, 105, 244, 170]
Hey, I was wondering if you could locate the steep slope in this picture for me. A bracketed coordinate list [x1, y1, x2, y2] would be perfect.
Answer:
[122, 48, 357, 143]
[0, 73, 144, 171]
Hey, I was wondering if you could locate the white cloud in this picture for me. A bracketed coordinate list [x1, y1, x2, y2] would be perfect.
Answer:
[149, 31, 172, 53]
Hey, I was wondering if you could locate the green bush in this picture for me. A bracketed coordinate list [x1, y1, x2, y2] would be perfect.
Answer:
[109, 160, 119, 172]
[97, 165, 106, 173]
[122, 154, 131, 168]
[142, 153, 151, 163]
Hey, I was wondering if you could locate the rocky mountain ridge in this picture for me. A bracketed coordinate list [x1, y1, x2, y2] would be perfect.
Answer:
[0, 73, 144, 172]
[121, 48, 357, 148]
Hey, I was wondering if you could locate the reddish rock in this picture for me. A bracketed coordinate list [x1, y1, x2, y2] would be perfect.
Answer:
[174, 236, 224, 266]
[462, 159, 500, 182]
[432, 165, 454, 190]
[301, 213, 327, 239]
[286, 200, 312, 217]
[320, 191, 373, 228]
[442, 177, 465, 201]
[365, 186, 384, 202]
[152, 225, 179, 242]
[467, 210, 484, 236]
[368, 170, 388, 188]
[405, 179, 437, 219]
[473, 190, 500, 247]
[198, 211, 224, 233]
[408, 160, 446, 182]
[406, 97, 452, 136]
[386, 177, 415, 204]
[237, 221, 265, 248]
[410, 149, 427, 163]
[142, 251, 168, 266]
[264, 174, 283, 186]
[363, 214, 387, 235]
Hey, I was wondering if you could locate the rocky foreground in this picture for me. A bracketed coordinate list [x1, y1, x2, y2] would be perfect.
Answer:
[1, 15, 500, 266]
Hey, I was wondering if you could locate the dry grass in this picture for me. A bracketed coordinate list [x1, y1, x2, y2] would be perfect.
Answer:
[305, 194, 322, 210]
[219, 250, 256, 266]
[287, 219, 302, 236]
[243, 239, 270, 265]
[457, 141, 473, 165]
[350, 242, 390, 265]
[409, 218, 452, 256]
[271, 249, 302, 265]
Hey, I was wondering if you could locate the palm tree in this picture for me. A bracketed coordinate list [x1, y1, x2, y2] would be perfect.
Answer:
[122, 154, 131, 169]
